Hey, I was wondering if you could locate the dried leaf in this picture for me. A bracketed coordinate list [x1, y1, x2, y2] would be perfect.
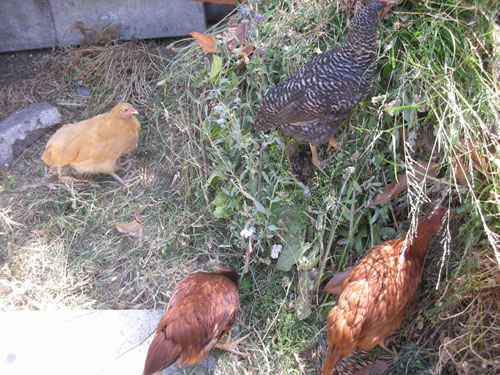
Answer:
[352, 360, 389, 375]
[233, 43, 255, 70]
[222, 24, 247, 51]
[115, 220, 143, 238]
[373, 160, 439, 205]
[469, 140, 495, 180]
[452, 139, 498, 185]
[295, 269, 313, 320]
[451, 151, 468, 185]
[189, 32, 216, 53]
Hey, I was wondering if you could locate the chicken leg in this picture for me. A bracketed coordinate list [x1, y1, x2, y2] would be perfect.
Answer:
[214, 331, 249, 356]
[309, 144, 329, 177]
[327, 138, 344, 152]
[110, 172, 127, 186]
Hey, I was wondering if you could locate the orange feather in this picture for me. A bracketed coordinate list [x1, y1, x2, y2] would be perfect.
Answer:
[323, 206, 449, 374]
[143, 267, 240, 375]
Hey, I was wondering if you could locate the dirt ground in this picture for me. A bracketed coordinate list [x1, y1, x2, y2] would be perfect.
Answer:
[0, 49, 50, 88]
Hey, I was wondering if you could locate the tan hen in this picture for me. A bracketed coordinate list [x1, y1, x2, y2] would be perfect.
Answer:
[41, 103, 140, 185]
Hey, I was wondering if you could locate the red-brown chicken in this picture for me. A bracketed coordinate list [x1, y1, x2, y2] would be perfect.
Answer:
[322, 206, 449, 374]
[143, 266, 247, 375]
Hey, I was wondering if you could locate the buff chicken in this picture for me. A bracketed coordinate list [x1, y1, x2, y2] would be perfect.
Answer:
[143, 266, 248, 375]
[254, 0, 396, 172]
[322, 206, 449, 374]
[41, 102, 140, 185]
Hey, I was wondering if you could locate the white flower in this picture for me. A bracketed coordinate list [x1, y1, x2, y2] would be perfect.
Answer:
[240, 226, 255, 239]
[270, 244, 282, 259]
[214, 104, 225, 114]
[216, 118, 225, 126]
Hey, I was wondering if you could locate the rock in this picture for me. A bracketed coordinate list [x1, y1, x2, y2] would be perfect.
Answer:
[0, 103, 61, 165]
[76, 85, 91, 97]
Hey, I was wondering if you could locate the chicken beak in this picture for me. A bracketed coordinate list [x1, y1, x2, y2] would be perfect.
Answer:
[130, 106, 139, 115]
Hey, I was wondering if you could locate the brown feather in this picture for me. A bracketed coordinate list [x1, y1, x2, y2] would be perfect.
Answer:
[143, 267, 239, 375]
[323, 206, 449, 374]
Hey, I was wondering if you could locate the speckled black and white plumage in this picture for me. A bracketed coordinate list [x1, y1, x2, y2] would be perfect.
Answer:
[254, 0, 392, 147]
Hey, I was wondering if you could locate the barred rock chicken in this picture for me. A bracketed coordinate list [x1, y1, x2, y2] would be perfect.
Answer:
[143, 266, 248, 375]
[41, 103, 140, 185]
[322, 206, 449, 375]
[254, 0, 395, 172]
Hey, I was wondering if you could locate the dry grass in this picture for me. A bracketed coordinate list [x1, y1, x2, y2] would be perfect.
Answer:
[0, 0, 499, 374]
[0, 37, 170, 122]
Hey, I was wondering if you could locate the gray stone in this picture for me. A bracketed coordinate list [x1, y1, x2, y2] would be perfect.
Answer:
[0, 103, 61, 165]
[0, 0, 206, 52]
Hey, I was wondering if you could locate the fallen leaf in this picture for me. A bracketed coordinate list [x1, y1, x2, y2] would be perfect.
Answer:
[451, 151, 468, 185]
[352, 360, 389, 375]
[233, 43, 254, 70]
[452, 138, 498, 185]
[373, 160, 439, 206]
[189, 32, 216, 53]
[221, 24, 248, 51]
[399, 125, 434, 153]
[115, 220, 143, 238]
[295, 269, 313, 320]
[469, 140, 495, 180]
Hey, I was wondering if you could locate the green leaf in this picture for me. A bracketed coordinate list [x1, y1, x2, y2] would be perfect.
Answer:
[213, 191, 229, 207]
[210, 55, 222, 82]
[213, 206, 228, 219]
[254, 200, 267, 214]
[206, 169, 227, 186]
[276, 208, 309, 271]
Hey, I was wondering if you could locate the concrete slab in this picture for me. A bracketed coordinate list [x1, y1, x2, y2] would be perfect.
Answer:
[0, 310, 217, 375]
[0, 0, 206, 52]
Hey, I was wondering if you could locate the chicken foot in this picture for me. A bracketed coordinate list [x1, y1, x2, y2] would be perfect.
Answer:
[326, 137, 345, 153]
[214, 332, 250, 356]
[117, 159, 133, 173]
[310, 137, 345, 176]
[110, 172, 127, 186]
[309, 144, 329, 177]
[378, 336, 397, 354]
[111, 159, 140, 186]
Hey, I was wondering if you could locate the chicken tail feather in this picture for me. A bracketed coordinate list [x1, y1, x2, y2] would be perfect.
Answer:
[322, 345, 343, 375]
[143, 332, 181, 375]
[410, 206, 449, 259]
